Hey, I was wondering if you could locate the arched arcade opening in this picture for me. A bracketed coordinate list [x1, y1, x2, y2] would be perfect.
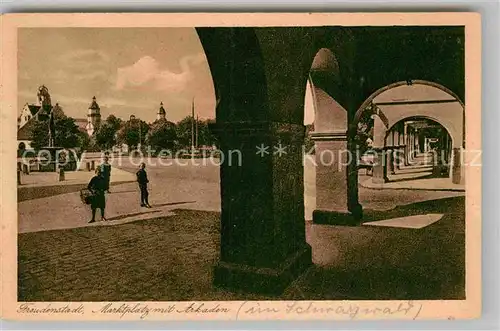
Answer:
[352, 81, 465, 186]
[195, 26, 465, 296]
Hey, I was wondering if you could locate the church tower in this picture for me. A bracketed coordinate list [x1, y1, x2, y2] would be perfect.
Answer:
[157, 101, 166, 121]
[86, 96, 101, 136]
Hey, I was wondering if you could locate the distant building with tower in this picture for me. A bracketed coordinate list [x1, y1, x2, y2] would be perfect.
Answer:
[86, 96, 101, 136]
[157, 101, 166, 121]
[17, 86, 91, 150]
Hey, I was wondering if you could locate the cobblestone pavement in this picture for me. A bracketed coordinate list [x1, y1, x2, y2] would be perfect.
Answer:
[19, 209, 268, 301]
[19, 196, 465, 301]
[18, 157, 465, 300]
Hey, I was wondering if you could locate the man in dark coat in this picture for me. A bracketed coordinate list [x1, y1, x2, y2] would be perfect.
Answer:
[100, 156, 112, 193]
[87, 167, 107, 223]
[136, 162, 151, 208]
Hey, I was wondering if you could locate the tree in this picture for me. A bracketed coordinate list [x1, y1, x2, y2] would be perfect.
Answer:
[51, 103, 65, 118]
[175, 116, 216, 148]
[197, 119, 217, 147]
[116, 118, 150, 150]
[105, 114, 123, 131]
[30, 114, 81, 150]
[76, 130, 91, 151]
[94, 115, 124, 150]
[146, 119, 178, 152]
[354, 106, 375, 154]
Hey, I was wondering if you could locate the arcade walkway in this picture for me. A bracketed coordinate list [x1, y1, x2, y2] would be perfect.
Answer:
[360, 153, 465, 192]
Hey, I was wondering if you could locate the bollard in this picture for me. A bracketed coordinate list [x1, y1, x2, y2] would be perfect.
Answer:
[86, 162, 91, 172]
[59, 167, 65, 181]
[17, 169, 21, 185]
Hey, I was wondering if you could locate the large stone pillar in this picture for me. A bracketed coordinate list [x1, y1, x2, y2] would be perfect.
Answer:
[312, 131, 362, 225]
[197, 27, 313, 295]
[212, 122, 312, 295]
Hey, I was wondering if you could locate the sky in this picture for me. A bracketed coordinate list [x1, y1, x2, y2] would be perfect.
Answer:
[18, 28, 217, 124]
[18, 28, 315, 125]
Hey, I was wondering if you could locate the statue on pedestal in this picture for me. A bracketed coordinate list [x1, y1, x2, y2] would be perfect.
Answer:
[37, 85, 55, 147]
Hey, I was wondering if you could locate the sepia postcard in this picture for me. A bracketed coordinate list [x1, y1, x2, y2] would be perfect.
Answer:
[1, 12, 481, 321]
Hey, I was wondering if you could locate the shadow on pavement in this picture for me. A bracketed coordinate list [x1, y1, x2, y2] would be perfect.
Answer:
[109, 190, 137, 194]
[300, 196, 465, 300]
[18, 180, 135, 202]
[107, 210, 161, 221]
[361, 196, 465, 224]
[152, 201, 196, 208]
[387, 173, 433, 183]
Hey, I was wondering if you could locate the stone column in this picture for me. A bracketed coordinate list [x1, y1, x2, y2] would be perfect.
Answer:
[388, 130, 396, 175]
[212, 122, 312, 295]
[451, 147, 463, 184]
[414, 132, 418, 157]
[388, 149, 396, 175]
[395, 129, 402, 170]
[312, 131, 362, 225]
[409, 129, 415, 164]
[409, 131, 413, 161]
[404, 122, 410, 166]
[372, 114, 388, 184]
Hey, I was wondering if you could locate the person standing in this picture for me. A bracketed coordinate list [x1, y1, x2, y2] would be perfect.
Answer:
[100, 155, 112, 193]
[136, 162, 151, 208]
[87, 167, 107, 223]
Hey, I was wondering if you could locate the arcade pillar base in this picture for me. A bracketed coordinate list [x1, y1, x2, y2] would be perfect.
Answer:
[213, 245, 312, 295]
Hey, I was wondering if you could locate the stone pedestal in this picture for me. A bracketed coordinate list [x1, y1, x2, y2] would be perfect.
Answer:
[311, 132, 362, 226]
[39, 146, 64, 172]
[211, 122, 312, 295]
[58, 168, 65, 181]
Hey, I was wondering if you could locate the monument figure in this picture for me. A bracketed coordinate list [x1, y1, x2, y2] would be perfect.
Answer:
[37, 85, 55, 147]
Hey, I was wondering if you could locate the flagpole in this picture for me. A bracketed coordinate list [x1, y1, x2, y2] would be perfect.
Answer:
[196, 115, 199, 149]
[191, 98, 195, 152]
